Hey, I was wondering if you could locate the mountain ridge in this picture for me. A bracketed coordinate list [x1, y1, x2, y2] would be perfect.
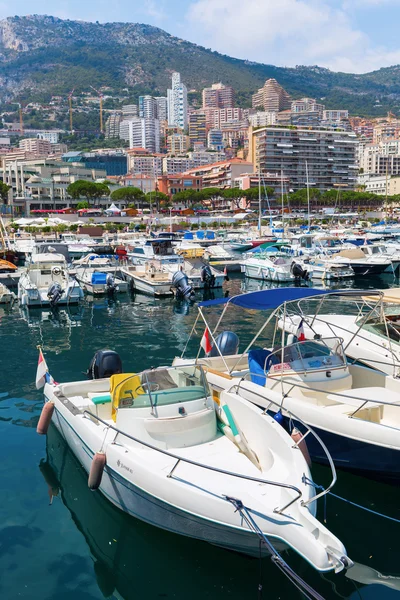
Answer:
[1, 14, 400, 116]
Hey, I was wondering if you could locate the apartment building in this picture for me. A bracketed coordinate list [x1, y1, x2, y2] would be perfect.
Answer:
[184, 159, 253, 188]
[105, 113, 122, 139]
[207, 129, 224, 151]
[155, 97, 168, 122]
[252, 79, 291, 112]
[323, 109, 349, 121]
[167, 133, 190, 155]
[167, 72, 188, 130]
[129, 118, 160, 153]
[138, 96, 158, 119]
[292, 98, 325, 118]
[202, 83, 235, 109]
[189, 112, 207, 147]
[120, 105, 139, 141]
[248, 112, 276, 127]
[249, 126, 358, 191]
[127, 149, 163, 177]
[373, 121, 400, 144]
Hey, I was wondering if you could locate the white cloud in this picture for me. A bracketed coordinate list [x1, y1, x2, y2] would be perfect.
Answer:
[185, 0, 400, 73]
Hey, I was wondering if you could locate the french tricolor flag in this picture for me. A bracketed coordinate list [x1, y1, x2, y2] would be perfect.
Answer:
[296, 319, 306, 342]
[36, 348, 55, 389]
[200, 327, 213, 355]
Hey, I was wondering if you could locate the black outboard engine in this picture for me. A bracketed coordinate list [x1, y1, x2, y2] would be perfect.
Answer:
[47, 282, 63, 307]
[208, 331, 240, 357]
[87, 349, 123, 379]
[200, 265, 216, 289]
[172, 271, 195, 300]
[291, 261, 309, 281]
[106, 273, 119, 294]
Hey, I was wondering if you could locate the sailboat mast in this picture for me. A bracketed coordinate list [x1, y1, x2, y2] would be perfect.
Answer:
[385, 160, 389, 223]
[258, 168, 261, 237]
[306, 160, 311, 231]
[281, 169, 284, 240]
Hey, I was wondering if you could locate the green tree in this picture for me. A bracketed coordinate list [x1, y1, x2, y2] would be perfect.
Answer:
[67, 180, 110, 205]
[111, 186, 144, 209]
[145, 191, 170, 212]
[76, 201, 89, 209]
[0, 182, 11, 204]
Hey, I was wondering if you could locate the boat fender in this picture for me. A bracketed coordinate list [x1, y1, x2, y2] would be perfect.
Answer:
[88, 451, 106, 490]
[273, 410, 284, 425]
[37, 401, 55, 435]
[291, 427, 311, 466]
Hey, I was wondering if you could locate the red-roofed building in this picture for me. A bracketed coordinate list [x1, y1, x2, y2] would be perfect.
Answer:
[184, 158, 253, 188]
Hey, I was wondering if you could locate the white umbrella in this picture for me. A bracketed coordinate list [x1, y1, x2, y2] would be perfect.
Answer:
[14, 218, 30, 225]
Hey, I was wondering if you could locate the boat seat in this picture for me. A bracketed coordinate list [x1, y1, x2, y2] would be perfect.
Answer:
[325, 387, 396, 422]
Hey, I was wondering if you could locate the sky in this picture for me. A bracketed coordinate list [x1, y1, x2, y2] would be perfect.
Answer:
[0, 0, 399, 74]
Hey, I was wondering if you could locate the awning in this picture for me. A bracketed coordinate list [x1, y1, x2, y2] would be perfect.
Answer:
[198, 287, 365, 310]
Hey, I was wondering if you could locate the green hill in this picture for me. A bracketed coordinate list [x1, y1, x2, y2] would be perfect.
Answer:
[1, 14, 400, 116]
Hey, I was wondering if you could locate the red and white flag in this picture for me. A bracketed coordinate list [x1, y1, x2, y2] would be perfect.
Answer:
[200, 327, 213, 355]
[296, 319, 306, 342]
[36, 348, 48, 389]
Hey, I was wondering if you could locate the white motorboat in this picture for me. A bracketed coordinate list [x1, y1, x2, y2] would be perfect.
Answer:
[358, 243, 400, 273]
[18, 253, 83, 307]
[174, 288, 400, 481]
[74, 255, 128, 296]
[0, 282, 15, 304]
[118, 262, 174, 297]
[41, 355, 350, 574]
[128, 238, 184, 268]
[241, 252, 311, 283]
[280, 288, 400, 376]
[325, 248, 392, 276]
[302, 258, 354, 281]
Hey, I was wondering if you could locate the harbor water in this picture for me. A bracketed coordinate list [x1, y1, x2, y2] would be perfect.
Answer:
[1, 275, 400, 600]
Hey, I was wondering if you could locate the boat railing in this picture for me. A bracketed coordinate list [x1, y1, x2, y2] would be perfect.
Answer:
[82, 410, 303, 515]
[227, 378, 337, 509]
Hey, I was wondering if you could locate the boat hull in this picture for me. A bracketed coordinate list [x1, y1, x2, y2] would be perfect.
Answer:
[50, 406, 285, 557]
[241, 263, 295, 283]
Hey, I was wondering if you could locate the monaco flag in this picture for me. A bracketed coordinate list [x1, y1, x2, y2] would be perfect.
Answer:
[200, 327, 213, 355]
[36, 348, 50, 389]
[296, 319, 306, 342]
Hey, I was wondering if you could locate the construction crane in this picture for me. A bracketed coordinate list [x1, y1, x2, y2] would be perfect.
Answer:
[68, 89, 75, 132]
[90, 85, 104, 134]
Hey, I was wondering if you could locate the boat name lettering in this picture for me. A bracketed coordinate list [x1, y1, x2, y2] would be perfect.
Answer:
[116, 459, 133, 474]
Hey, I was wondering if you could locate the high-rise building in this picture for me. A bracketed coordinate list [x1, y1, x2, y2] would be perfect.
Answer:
[202, 83, 235, 109]
[138, 96, 158, 119]
[120, 105, 139, 142]
[249, 126, 358, 191]
[323, 109, 349, 121]
[252, 79, 292, 112]
[105, 113, 122, 139]
[155, 97, 168, 122]
[129, 118, 160, 153]
[189, 112, 207, 147]
[248, 112, 276, 127]
[167, 72, 188, 130]
[207, 129, 224, 151]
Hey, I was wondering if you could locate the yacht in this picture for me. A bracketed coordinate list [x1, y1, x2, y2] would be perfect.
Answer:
[324, 247, 392, 276]
[18, 253, 83, 307]
[74, 255, 128, 295]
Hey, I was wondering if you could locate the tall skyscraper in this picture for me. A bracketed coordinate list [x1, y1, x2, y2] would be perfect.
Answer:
[155, 97, 168, 122]
[202, 83, 235, 109]
[167, 72, 188, 130]
[129, 118, 160, 153]
[138, 96, 158, 119]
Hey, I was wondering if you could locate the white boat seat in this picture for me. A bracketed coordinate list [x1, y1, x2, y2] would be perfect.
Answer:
[144, 408, 216, 446]
[325, 387, 400, 422]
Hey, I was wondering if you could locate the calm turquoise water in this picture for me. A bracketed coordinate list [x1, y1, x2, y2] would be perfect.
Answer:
[1, 275, 400, 600]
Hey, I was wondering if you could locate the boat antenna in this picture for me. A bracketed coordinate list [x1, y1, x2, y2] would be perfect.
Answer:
[306, 160, 311, 232]
[281, 169, 284, 240]
[258, 168, 262, 237]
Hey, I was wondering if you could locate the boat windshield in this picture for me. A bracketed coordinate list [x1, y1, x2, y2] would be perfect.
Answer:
[268, 338, 346, 375]
[114, 365, 209, 410]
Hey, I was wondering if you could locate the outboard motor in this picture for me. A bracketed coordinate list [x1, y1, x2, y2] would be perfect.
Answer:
[47, 282, 63, 307]
[200, 265, 216, 289]
[172, 271, 195, 300]
[291, 261, 309, 281]
[87, 349, 123, 379]
[208, 331, 240, 357]
[106, 273, 119, 294]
